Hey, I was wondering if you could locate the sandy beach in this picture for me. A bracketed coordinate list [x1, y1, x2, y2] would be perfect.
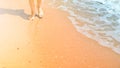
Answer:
[0, 0, 120, 68]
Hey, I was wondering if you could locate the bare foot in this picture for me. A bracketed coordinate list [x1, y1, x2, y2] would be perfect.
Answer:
[38, 8, 44, 18]
[28, 15, 35, 20]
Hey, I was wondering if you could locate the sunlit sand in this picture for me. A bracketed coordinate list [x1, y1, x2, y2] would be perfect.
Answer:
[0, 0, 120, 68]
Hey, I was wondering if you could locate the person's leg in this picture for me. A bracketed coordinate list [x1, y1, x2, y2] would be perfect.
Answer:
[29, 0, 35, 20]
[37, 0, 44, 18]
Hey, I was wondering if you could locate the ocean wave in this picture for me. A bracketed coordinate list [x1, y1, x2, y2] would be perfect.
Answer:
[50, 0, 120, 54]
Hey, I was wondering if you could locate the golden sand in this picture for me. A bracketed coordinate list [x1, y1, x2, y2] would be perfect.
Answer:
[0, 0, 120, 68]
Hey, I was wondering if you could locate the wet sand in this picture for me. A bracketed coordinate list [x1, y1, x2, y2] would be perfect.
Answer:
[0, 0, 120, 68]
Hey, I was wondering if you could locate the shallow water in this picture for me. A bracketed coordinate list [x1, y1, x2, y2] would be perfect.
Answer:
[50, 0, 120, 54]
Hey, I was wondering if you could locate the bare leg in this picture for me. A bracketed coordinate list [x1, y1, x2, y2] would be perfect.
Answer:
[37, 0, 44, 18]
[29, 0, 35, 20]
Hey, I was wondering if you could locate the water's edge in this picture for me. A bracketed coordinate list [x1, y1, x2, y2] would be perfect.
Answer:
[49, 0, 120, 54]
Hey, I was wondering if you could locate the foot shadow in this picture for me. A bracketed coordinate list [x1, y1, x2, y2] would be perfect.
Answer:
[0, 8, 29, 20]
